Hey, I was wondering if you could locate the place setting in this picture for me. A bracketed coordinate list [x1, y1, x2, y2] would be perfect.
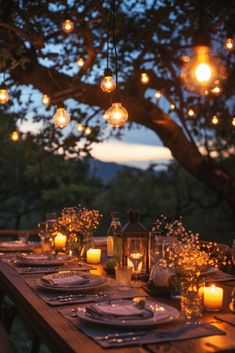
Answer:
[0, 240, 35, 253]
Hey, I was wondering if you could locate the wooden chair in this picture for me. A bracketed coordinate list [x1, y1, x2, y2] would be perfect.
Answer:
[0, 320, 16, 353]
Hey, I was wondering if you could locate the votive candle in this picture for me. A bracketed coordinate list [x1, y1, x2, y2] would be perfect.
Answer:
[87, 248, 101, 264]
[204, 284, 223, 311]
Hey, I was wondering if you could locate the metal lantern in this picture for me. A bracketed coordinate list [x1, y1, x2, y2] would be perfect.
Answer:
[121, 208, 150, 274]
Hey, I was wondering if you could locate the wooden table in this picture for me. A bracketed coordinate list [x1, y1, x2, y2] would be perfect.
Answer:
[0, 261, 235, 353]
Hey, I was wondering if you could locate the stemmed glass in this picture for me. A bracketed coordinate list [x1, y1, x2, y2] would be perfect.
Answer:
[46, 212, 58, 247]
[128, 238, 144, 287]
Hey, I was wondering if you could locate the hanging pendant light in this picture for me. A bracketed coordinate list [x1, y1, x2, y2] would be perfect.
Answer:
[140, 72, 150, 85]
[100, 68, 116, 93]
[0, 84, 9, 104]
[76, 57, 85, 67]
[62, 19, 74, 33]
[104, 102, 128, 127]
[42, 94, 50, 105]
[53, 103, 70, 128]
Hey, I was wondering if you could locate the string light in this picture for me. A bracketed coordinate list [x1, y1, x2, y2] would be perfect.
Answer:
[53, 104, 70, 128]
[42, 94, 50, 105]
[140, 72, 150, 84]
[11, 131, 20, 141]
[170, 103, 175, 111]
[232, 117, 235, 126]
[224, 38, 234, 51]
[84, 127, 91, 135]
[188, 108, 195, 117]
[76, 123, 84, 132]
[62, 19, 74, 33]
[155, 90, 161, 99]
[211, 80, 222, 95]
[0, 84, 9, 104]
[100, 68, 116, 93]
[181, 45, 226, 94]
[76, 57, 85, 67]
[212, 115, 219, 125]
[103, 102, 128, 127]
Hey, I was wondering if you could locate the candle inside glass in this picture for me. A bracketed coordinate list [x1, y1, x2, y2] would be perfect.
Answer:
[204, 284, 223, 311]
[87, 248, 101, 264]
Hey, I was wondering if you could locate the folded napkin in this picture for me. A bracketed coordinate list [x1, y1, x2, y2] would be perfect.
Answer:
[215, 314, 235, 326]
[0, 241, 25, 248]
[86, 302, 153, 321]
[42, 275, 89, 286]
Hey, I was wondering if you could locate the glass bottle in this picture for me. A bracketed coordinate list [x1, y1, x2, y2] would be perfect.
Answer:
[107, 212, 122, 264]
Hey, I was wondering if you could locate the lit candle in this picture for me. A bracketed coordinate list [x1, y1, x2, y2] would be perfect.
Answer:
[127, 253, 143, 274]
[54, 233, 67, 251]
[204, 284, 223, 311]
[87, 248, 101, 264]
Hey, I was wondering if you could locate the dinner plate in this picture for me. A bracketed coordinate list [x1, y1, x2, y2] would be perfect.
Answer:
[0, 241, 35, 252]
[200, 266, 218, 276]
[76, 299, 180, 328]
[36, 272, 108, 292]
[16, 254, 74, 266]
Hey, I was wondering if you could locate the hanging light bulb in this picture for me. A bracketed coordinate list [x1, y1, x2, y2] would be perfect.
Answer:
[42, 94, 50, 105]
[155, 90, 161, 99]
[232, 117, 235, 126]
[224, 38, 234, 51]
[76, 57, 85, 67]
[170, 103, 175, 111]
[103, 102, 128, 127]
[53, 104, 70, 128]
[100, 68, 116, 93]
[62, 19, 74, 33]
[211, 115, 219, 125]
[188, 108, 195, 117]
[0, 84, 9, 104]
[77, 123, 84, 132]
[211, 80, 222, 95]
[11, 130, 20, 141]
[181, 42, 227, 94]
[140, 72, 150, 85]
[84, 127, 91, 135]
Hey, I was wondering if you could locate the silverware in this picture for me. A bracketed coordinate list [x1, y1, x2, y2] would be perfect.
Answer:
[58, 293, 111, 302]
[106, 336, 140, 344]
[45, 293, 111, 302]
[96, 331, 147, 340]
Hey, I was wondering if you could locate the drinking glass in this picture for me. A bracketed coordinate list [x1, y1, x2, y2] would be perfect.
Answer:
[38, 222, 52, 254]
[180, 278, 204, 323]
[128, 238, 144, 287]
[229, 287, 235, 312]
[115, 265, 133, 290]
[231, 239, 235, 266]
[46, 212, 58, 247]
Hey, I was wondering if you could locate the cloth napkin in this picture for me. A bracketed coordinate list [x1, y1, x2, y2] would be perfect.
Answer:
[215, 314, 235, 326]
[42, 275, 89, 286]
[86, 302, 153, 321]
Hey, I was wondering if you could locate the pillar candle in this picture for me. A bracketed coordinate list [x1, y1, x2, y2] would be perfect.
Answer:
[87, 248, 101, 264]
[54, 233, 67, 251]
[204, 284, 223, 311]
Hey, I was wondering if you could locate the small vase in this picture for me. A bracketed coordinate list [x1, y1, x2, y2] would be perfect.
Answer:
[77, 233, 94, 260]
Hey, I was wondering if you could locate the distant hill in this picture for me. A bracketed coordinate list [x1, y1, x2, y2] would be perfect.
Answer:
[88, 159, 138, 181]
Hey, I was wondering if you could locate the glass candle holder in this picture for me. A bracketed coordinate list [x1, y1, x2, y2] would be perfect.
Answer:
[203, 285, 223, 311]
[180, 278, 204, 322]
[115, 265, 133, 290]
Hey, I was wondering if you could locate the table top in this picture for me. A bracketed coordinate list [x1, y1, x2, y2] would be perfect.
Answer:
[0, 260, 235, 353]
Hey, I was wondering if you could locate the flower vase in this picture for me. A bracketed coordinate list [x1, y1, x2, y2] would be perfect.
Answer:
[77, 233, 94, 260]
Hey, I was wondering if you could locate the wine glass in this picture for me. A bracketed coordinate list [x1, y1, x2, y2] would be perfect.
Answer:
[128, 238, 144, 287]
[46, 212, 58, 247]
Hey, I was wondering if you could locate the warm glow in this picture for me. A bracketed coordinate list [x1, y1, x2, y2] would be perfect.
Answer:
[232, 117, 235, 126]
[42, 94, 50, 105]
[11, 131, 20, 141]
[54, 233, 67, 250]
[84, 126, 91, 135]
[76, 57, 85, 67]
[103, 102, 128, 127]
[170, 103, 175, 110]
[77, 123, 84, 132]
[181, 55, 190, 63]
[212, 115, 219, 125]
[0, 88, 9, 104]
[188, 108, 195, 117]
[100, 76, 116, 93]
[195, 63, 212, 83]
[204, 285, 223, 311]
[62, 19, 74, 33]
[155, 90, 161, 99]
[211, 84, 221, 95]
[87, 248, 101, 264]
[224, 38, 234, 51]
[140, 72, 150, 84]
[53, 107, 70, 128]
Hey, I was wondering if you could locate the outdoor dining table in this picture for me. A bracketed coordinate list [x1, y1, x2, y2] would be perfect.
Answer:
[0, 258, 235, 353]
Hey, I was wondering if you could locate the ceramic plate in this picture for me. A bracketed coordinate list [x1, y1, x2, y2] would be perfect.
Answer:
[0, 241, 35, 252]
[16, 254, 74, 266]
[76, 299, 180, 328]
[36, 271, 108, 292]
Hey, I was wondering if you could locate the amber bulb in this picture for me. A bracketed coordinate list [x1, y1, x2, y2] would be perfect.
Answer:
[0, 87, 9, 104]
[62, 19, 74, 33]
[100, 68, 116, 93]
[53, 107, 70, 128]
[77, 57, 85, 67]
[211, 84, 222, 95]
[11, 131, 20, 141]
[155, 90, 161, 99]
[170, 103, 175, 110]
[188, 108, 195, 117]
[140, 72, 150, 84]
[212, 115, 219, 125]
[232, 117, 235, 126]
[224, 38, 234, 51]
[77, 123, 84, 132]
[103, 102, 128, 128]
[84, 127, 91, 135]
[42, 94, 50, 105]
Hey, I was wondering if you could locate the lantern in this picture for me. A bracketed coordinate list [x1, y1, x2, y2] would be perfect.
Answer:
[121, 208, 150, 275]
